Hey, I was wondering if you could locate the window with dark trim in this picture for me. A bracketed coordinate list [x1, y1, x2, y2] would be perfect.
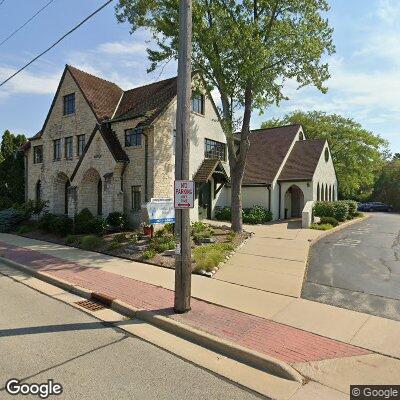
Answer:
[125, 128, 142, 147]
[65, 136, 73, 159]
[191, 92, 204, 115]
[33, 145, 43, 164]
[204, 138, 226, 161]
[53, 139, 61, 161]
[63, 93, 75, 115]
[131, 186, 141, 211]
[77, 134, 86, 156]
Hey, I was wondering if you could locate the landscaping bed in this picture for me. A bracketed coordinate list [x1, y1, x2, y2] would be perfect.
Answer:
[11, 210, 250, 275]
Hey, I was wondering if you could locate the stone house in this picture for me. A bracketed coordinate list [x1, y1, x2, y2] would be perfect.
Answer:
[21, 65, 336, 225]
[21, 65, 229, 225]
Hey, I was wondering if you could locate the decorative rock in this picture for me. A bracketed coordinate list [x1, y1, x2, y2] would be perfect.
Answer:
[127, 244, 148, 252]
[200, 237, 215, 243]
[163, 249, 176, 257]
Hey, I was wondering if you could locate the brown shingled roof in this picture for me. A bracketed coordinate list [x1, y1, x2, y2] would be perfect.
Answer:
[278, 139, 326, 181]
[242, 125, 300, 185]
[113, 76, 177, 124]
[193, 159, 229, 182]
[67, 65, 123, 121]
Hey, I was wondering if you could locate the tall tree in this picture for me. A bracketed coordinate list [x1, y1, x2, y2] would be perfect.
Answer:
[0, 130, 27, 208]
[372, 159, 400, 211]
[262, 111, 389, 199]
[116, 0, 335, 232]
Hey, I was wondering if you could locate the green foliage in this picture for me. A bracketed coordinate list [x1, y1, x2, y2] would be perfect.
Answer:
[154, 223, 174, 238]
[130, 233, 138, 244]
[262, 111, 388, 198]
[0, 208, 26, 232]
[38, 213, 58, 231]
[17, 224, 34, 234]
[74, 208, 94, 234]
[191, 221, 214, 242]
[107, 241, 124, 251]
[66, 234, 80, 245]
[150, 234, 176, 253]
[215, 207, 232, 222]
[106, 212, 128, 230]
[313, 201, 349, 222]
[333, 202, 349, 222]
[0, 196, 13, 210]
[227, 231, 236, 242]
[80, 235, 103, 250]
[193, 243, 234, 272]
[38, 213, 73, 236]
[142, 249, 156, 260]
[243, 206, 272, 224]
[372, 159, 400, 211]
[310, 223, 333, 231]
[88, 217, 108, 236]
[0, 130, 27, 208]
[116, 0, 335, 231]
[342, 200, 358, 218]
[319, 216, 339, 227]
[114, 233, 126, 243]
[14, 200, 48, 217]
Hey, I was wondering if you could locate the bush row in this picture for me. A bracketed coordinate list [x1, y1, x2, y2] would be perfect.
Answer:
[313, 200, 358, 222]
[215, 205, 272, 224]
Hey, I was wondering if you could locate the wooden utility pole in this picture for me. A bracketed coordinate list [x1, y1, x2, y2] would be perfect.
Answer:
[174, 0, 192, 313]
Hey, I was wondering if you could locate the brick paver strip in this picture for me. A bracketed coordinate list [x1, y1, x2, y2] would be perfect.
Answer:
[0, 241, 371, 364]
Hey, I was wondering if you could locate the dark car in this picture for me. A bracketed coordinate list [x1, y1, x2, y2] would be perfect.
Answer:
[358, 202, 392, 212]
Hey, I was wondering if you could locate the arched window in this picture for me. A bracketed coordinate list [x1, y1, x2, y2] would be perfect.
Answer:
[332, 185, 335, 201]
[325, 148, 330, 162]
[329, 185, 332, 201]
[317, 183, 320, 201]
[325, 183, 328, 201]
[321, 184, 324, 201]
[97, 179, 103, 215]
[35, 180, 41, 204]
[65, 181, 70, 215]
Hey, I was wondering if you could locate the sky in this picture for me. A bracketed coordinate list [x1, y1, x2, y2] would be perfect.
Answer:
[0, 0, 399, 154]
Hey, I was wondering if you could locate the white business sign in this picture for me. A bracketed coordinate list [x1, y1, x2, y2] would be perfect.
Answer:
[146, 198, 175, 224]
[174, 180, 195, 209]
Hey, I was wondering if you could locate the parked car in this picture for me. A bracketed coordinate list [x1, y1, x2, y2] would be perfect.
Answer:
[358, 202, 392, 212]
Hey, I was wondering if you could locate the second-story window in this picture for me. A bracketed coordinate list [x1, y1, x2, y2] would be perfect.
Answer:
[191, 92, 204, 115]
[63, 93, 75, 115]
[77, 134, 86, 156]
[65, 136, 73, 159]
[125, 127, 142, 147]
[53, 139, 61, 161]
[33, 145, 43, 164]
[205, 138, 226, 161]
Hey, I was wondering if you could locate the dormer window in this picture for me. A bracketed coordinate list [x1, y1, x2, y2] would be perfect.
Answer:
[191, 92, 204, 115]
[125, 127, 142, 147]
[63, 93, 75, 115]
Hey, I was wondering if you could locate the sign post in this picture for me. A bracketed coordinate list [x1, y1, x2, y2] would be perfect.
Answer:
[174, 180, 194, 209]
[174, 0, 192, 314]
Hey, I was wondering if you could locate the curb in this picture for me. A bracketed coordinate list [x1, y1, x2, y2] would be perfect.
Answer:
[309, 214, 371, 246]
[0, 255, 303, 384]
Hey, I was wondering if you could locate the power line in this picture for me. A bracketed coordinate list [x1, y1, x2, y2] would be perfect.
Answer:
[0, 0, 56, 48]
[0, 0, 113, 88]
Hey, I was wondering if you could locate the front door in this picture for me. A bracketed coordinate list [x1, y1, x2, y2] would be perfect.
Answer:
[198, 182, 211, 220]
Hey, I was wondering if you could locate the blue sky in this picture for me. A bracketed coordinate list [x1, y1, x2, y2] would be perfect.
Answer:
[0, 0, 399, 153]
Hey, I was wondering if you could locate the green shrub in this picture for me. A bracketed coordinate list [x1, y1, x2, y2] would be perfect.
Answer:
[191, 221, 214, 242]
[0, 208, 27, 232]
[130, 233, 138, 244]
[88, 217, 108, 236]
[74, 208, 94, 234]
[107, 241, 123, 251]
[66, 234, 79, 245]
[342, 200, 358, 218]
[243, 205, 272, 224]
[52, 216, 74, 236]
[114, 233, 126, 243]
[142, 249, 156, 260]
[17, 224, 34, 234]
[310, 223, 333, 231]
[227, 231, 236, 242]
[106, 212, 127, 230]
[319, 216, 339, 227]
[215, 207, 231, 221]
[80, 235, 103, 250]
[193, 243, 234, 272]
[0, 196, 13, 211]
[354, 211, 364, 218]
[154, 223, 175, 237]
[38, 213, 58, 231]
[150, 234, 176, 253]
[14, 199, 48, 217]
[333, 202, 349, 222]
[313, 202, 336, 218]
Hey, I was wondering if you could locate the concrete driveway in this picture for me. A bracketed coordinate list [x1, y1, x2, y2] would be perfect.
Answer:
[303, 213, 400, 321]
[212, 220, 321, 297]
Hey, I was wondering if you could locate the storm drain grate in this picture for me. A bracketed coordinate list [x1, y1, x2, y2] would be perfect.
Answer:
[75, 299, 106, 311]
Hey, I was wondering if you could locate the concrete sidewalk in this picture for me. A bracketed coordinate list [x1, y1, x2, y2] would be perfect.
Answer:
[1, 234, 400, 396]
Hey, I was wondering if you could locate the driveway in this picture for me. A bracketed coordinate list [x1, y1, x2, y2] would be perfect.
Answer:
[212, 219, 322, 297]
[303, 213, 400, 321]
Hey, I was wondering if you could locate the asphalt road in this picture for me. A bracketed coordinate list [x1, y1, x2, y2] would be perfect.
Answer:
[0, 273, 263, 400]
[302, 213, 400, 321]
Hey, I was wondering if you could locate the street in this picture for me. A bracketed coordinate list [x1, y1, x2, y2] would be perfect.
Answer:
[0, 272, 263, 400]
[303, 213, 400, 320]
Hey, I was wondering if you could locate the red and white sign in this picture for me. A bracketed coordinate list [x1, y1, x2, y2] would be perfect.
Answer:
[174, 180, 195, 209]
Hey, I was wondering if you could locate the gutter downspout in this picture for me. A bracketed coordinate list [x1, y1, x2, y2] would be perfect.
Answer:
[142, 130, 149, 202]
[267, 184, 271, 212]
[278, 182, 282, 220]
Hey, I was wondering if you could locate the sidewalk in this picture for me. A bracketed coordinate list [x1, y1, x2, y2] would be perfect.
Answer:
[1, 232, 400, 395]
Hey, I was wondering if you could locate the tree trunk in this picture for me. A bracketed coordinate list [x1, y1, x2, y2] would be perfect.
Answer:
[231, 169, 244, 233]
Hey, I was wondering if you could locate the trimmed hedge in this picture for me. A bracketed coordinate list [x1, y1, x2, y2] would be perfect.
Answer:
[106, 212, 127, 230]
[319, 216, 339, 227]
[314, 201, 349, 222]
[215, 205, 272, 224]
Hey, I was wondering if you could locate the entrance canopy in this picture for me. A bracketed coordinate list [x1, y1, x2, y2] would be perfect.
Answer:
[193, 159, 229, 183]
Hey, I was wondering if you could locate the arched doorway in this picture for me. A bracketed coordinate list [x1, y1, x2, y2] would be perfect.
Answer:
[79, 168, 102, 216]
[53, 172, 70, 214]
[284, 185, 304, 218]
